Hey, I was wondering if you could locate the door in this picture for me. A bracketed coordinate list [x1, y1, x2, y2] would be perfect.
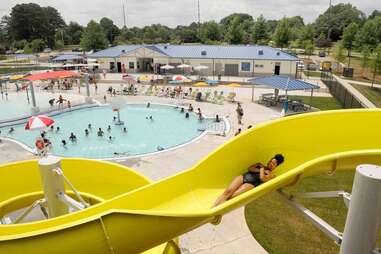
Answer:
[224, 64, 239, 76]
[117, 62, 122, 73]
[274, 65, 280, 75]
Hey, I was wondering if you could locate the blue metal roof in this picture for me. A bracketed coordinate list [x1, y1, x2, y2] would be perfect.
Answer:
[52, 54, 84, 61]
[89, 44, 298, 61]
[248, 76, 320, 91]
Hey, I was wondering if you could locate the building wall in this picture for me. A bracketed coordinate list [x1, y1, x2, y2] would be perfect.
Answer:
[98, 55, 297, 77]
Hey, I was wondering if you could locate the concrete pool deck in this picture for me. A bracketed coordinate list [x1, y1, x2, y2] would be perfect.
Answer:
[0, 81, 332, 253]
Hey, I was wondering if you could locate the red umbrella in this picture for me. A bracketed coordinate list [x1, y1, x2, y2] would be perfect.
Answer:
[25, 115, 55, 130]
[24, 70, 80, 81]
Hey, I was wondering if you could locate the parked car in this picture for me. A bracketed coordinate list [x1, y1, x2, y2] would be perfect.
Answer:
[307, 63, 318, 71]
[43, 48, 52, 53]
[297, 61, 305, 70]
[318, 51, 326, 57]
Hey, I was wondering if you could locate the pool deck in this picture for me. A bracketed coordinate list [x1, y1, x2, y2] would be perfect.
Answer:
[0, 81, 332, 253]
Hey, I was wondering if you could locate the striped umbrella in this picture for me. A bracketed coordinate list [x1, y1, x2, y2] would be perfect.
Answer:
[25, 115, 55, 130]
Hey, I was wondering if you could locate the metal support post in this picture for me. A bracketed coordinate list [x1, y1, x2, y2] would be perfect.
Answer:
[29, 81, 39, 114]
[339, 165, 381, 254]
[38, 156, 68, 218]
[84, 73, 93, 103]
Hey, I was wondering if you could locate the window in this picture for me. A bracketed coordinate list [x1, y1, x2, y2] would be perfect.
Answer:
[254, 64, 264, 68]
[129, 62, 135, 69]
[241, 62, 251, 72]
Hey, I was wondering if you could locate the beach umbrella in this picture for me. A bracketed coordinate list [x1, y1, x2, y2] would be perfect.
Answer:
[193, 82, 208, 87]
[172, 75, 188, 81]
[138, 74, 152, 82]
[9, 74, 25, 81]
[224, 83, 241, 93]
[122, 74, 136, 84]
[177, 64, 191, 68]
[194, 65, 209, 70]
[25, 115, 55, 130]
[160, 64, 175, 70]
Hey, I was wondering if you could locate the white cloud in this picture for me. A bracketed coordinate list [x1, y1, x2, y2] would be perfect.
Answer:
[0, 0, 379, 27]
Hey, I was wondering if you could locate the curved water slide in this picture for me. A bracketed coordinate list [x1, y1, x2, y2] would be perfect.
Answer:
[1, 109, 381, 253]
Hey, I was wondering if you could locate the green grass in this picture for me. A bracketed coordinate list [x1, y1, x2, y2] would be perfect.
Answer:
[303, 71, 322, 78]
[288, 96, 343, 110]
[351, 84, 381, 108]
[245, 171, 381, 254]
[0, 66, 51, 75]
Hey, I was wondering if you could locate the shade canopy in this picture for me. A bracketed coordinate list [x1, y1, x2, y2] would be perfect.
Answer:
[177, 64, 191, 68]
[160, 64, 175, 70]
[193, 82, 208, 87]
[224, 83, 241, 88]
[24, 70, 80, 81]
[248, 75, 319, 91]
[194, 65, 209, 70]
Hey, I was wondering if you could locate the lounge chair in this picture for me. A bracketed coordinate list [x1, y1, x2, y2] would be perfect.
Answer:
[226, 92, 236, 102]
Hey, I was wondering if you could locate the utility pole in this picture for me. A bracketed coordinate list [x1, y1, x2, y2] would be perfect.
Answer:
[122, 0, 127, 28]
[197, 0, 201, 39]
[327, 0, 332, 41]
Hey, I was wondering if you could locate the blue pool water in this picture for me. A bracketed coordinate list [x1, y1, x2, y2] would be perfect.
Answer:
[0, 104, 213, 158]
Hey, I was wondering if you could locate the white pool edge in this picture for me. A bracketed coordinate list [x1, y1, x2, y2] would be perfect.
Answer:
[0, 102, 230, 161]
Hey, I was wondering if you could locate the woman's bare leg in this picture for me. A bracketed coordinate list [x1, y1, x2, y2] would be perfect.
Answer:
[231, 183, 254, 198]
[213, 175, 244, 207]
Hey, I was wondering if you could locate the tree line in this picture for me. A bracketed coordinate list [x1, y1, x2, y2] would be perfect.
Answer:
[0, 2, 380, 55]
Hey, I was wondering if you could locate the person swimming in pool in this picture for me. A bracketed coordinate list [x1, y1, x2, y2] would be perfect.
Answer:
[123, 127, 127, 133]
[97, 128, 104, 137]
[69, 132, 77, 142]
[85, 129, 89, 136]
[213, 154, 284, 207]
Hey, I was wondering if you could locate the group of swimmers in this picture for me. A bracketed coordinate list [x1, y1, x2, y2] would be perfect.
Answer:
[48, 123, 128, 148]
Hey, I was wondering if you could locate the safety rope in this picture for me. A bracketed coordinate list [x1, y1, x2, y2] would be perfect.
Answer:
[99, 217, 116, 254]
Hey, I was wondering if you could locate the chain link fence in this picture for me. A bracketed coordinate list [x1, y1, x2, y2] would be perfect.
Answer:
[321, 71, 364, 108]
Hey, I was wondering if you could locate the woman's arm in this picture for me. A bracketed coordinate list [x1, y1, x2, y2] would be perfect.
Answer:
[259, 168, 274, 182]
[248, 163, 265, 172]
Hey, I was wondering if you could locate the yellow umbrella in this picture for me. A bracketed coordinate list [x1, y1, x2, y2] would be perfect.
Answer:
[224, 83, 241, 87]
[193, 82, 208, 87]
[138, 74, 152, 82]
[10, 75, 25, 81]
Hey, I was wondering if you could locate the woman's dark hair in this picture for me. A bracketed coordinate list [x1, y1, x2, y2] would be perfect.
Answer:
[273, 154, 285, 165]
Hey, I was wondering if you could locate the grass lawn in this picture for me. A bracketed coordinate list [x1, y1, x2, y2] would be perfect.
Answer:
[303, 71, 322, 78]
[245, 171, 364, 254]
[0, 66, 51, 75]
[351, 84, 381, 108]
[288, 95, 343, 110]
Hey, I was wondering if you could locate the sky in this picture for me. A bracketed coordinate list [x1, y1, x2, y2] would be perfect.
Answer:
[0, 0, 380, 28]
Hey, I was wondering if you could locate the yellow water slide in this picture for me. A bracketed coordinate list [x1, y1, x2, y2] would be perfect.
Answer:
[1, 109, 381, 253]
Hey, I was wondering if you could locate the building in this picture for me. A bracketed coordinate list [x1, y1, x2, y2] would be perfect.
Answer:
[89, 44, 299, 77]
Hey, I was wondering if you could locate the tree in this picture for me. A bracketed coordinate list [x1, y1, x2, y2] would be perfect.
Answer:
[361, 45, 371, 76]
[200, 21, 222, 43]
[304, 41, 315, 58]
[273, 18, 291, 49]
[342, 23, 359, 67]
[252, 15, 269, 45]
[368, 10, 381, 20]
[8, 3, 64, 48]
[370, 43, 381, 87]
[54, 40, 64, 50]
[355, 19, 379, 50]
[66, 22, 84, 45]
[220, 13, 253, 30]
[314, 3, 365, 41]
[100, 17, 120, 45]
[315, 33, 332, 48]
[333, 42, 346, 68]
[299, 25, 315, 42]
[80, 21, 108, 51]
[30, 39, 45, 53]
[225, 16, 244, 44]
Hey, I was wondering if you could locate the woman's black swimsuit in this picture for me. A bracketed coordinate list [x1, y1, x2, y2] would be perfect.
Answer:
[242, 172, 262, 187]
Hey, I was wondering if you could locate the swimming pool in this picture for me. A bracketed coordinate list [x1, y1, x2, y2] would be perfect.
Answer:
[0, 92, 85, 121]
[0, 104, 215, 159]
